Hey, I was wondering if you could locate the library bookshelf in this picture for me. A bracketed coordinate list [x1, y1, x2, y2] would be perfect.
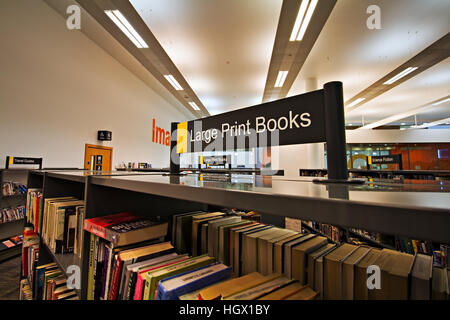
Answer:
[25, 169, 450, 299]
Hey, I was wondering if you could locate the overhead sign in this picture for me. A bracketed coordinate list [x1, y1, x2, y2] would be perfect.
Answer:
[201, 155, 231, 166]
[6, 156, 43, 169]
[367, 154, 403, 169]
[176, 89, 326, 153]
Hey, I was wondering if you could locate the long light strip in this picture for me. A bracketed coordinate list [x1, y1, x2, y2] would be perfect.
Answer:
[411, 117, 450, 129]
[189, 102, 200, 111]
[296, 0, 318, 41]
[164, 75, 183, 90]
[432, 97, 450, 106]
[104, 10, 148, 48]
[383, 67, 418, 85]
[346, 97, 366, 108]
[289, 0, 309, 41]
[357, 95, 450, 130]
[274, 71, 288, 87]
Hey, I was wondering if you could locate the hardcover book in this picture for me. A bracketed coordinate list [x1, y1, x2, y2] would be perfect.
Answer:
[84, 212, 168, 246]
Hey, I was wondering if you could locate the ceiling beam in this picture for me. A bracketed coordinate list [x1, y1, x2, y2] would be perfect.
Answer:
[346, 32, 450, 113]
[357, 95, 450, 130]
[262, 0, 336, 103]
[76, 0, 210, 118]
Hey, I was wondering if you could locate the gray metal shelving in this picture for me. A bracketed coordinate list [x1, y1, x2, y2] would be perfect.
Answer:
[24, 169, 450, 299]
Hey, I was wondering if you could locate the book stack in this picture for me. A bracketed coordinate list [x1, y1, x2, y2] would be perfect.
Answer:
[0, 205, 25, 223]
[41, 196, 85, 255]
[25, 188, 42, 232]
[179, 272, 318, 300]
[21, 228, 40, 286]
[34, 262, 79, 300]
[19, 279, 32, 300]
[2, 181, 27, 196]
[83, 212, 174, 300]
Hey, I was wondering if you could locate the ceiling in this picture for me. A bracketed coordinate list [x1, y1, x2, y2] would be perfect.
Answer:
[49, 0, 450, 127]
[130, 0, 282, 115]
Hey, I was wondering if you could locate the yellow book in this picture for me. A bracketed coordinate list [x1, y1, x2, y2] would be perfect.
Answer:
[258, 281, 305, 300]
[199, 272, 279, 300]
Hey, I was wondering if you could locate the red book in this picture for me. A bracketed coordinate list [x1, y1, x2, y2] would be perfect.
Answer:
[108, 255, 123, 300]
[34, 196, 40, 233]
[84, 212, 168, 246]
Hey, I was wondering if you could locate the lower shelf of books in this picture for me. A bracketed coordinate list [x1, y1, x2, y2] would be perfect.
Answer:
[21, 192, 450, 301]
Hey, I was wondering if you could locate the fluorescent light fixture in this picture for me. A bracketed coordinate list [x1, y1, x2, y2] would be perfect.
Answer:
[274, 71, 288, 87]
[432, 97, 450, 106]
[289, 0, 318, 41]
[164, 75, 183, 90]
[104, 10, 148, 48]
[346, 98, 365, 108]
[411, 117, 450, 129]
[357, 96, 450, 130]
[188, 102, 200, 111]
[383, 67, 418, 85]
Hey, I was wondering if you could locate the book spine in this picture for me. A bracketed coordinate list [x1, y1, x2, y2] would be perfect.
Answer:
[87, 233, 96, 300]
[84, 219, 107, 239]
[100, 244, 110, 299]
[108, 255, 123, 300]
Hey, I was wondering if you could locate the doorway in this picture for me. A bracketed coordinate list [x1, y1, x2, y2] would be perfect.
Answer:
[84, 144, 113, 171]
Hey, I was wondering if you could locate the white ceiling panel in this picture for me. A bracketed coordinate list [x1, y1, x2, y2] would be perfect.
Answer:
[130, 0, 282, 115]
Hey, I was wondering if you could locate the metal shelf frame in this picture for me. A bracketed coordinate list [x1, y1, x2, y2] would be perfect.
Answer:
[24, 169, 450, 300]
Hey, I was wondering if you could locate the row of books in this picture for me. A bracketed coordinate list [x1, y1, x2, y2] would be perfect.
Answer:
[22, 227, 40, 283]
[172, 211, 450, 300]
[40, 196, 85, 255]
[83, 211, 319, 300]
[84, 211, 169, 300]
[2, 181, 27, 196]
[32, 262, 79, 300]
[19, 279, 32, 300]
[0, 205, 25, 223]
[433, 245, 449, 268]
[25, 189, 42, 233]
[302, 220, 344, 243]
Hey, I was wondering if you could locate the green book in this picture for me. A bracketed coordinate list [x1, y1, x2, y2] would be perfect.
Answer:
[144, 254, 214, 300]
[87, 233, 96, 300]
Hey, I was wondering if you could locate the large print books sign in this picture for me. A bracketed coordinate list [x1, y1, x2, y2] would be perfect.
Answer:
[171, 82, 349, 181]
[176, 89, 326, 153]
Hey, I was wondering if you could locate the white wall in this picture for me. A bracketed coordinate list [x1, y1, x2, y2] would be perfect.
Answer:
[0, 0, 189, 169]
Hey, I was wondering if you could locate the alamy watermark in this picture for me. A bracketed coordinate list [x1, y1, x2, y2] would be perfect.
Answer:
[66, 5, 81, 30]
[367, 5, 381, 30]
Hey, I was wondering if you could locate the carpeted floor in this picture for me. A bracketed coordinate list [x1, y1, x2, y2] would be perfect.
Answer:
[0, 256, 21, 300]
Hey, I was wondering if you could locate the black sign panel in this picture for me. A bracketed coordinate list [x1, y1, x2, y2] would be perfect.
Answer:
[371, 154, 402, 164]
[6, 156, 43, 169]
[178, 89, 326, 152]
[98, 130, 112, 141]
[201, 155, 231, 166]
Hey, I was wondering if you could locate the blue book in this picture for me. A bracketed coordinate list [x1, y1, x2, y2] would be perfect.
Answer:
[156, 262, 231, 300]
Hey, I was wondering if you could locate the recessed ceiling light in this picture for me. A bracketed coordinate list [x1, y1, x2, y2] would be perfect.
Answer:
[432, 97, 450, 106]
[104, 10, 148, 48]
[164, 75, 183, 90]
[346, 98, 366, 108]
[289, 0, 318, 41]
[274, 71, 288, 87]
[383, 67, 418, 85]
[188, 102, 200, 111]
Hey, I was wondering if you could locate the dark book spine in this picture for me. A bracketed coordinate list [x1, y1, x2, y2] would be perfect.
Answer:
[100, 245, 110, 299]
[108, 256, 123, 300]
